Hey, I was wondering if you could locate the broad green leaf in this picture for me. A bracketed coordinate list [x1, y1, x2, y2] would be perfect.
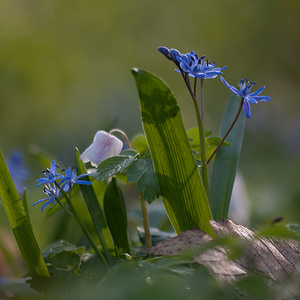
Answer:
[43, 240, 85, 259]
[127, 158, 160, 203]
[94, 149, 139, 182]
[43, 241, 84, 272]
[74, 148, 114, 265]
[132, 68, 214, 236]
[0, 149, 50, 278]
[103, 178, 132, 256]
[209, 95, 245, 220]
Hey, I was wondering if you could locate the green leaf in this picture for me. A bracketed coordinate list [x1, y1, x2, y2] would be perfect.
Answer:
[209, 95, 245, 220]
[127, 158, 160, 203]
[43, 241, 84, 273]
[74, 148, 114, 265]
[131, 134, 149, 157]
[187, 128, 230, 163]
[0, 149, 50, 278]
[43, 240, 85, 259]
[103, 178, 132, 256]
[132, 68, 214, 236]
[94, 149, 139, 182]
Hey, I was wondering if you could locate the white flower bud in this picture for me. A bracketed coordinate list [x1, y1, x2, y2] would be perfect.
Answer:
[80, 130, 123, 167]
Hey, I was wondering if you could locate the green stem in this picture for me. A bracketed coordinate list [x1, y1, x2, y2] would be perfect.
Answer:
[200, 79, 205, 120]
[181, 73, 209, 195]
[56, 183, 110, 269]
[199, 79, 209, 194]
[206, 98, 244, 165]
[140, 192, 152, 248]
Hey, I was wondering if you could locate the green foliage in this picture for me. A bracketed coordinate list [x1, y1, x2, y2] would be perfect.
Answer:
[103, 177, 133, 256]
[209, 95, 245, 220]
[94, 149, 139, 182]
[34, 241, 107, 299]
[0, 149, 50, 279]
[131, 134, 149, 157]
[132, 68, 214, 236]
[127, 158, 160, 203]
[74, 148, 114, 264]
[187, 128, 230, 164]
[43, 240, 85, 273]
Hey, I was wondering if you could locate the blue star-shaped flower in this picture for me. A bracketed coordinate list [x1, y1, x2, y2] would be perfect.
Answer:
[158, 46, 226, 79]
[36, 160, 60, 187]
[59, 167, 92, 192]
[220, 76, 271, 118]
[176, 51, 226, 79]
[32, 183, 60, 211]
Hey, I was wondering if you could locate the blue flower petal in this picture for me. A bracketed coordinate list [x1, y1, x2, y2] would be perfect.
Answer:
[249, 86, 265, 97]
[253, 95, 271, 102]
[245, 96, 258, 104]
[242, 100, 251, 118]
[220, 77, 241, 96]
[75, 180, 93, 185]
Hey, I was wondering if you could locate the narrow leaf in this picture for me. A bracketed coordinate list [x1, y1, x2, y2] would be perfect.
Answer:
[74, 148, 114, 264]
[103, 178, 132, 256]
[0, 149, 50, 278]
[209, 95, 246, 220]
[132, 68, 214, 236]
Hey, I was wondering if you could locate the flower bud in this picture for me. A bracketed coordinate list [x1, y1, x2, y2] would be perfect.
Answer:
[80, 130, 123, 167]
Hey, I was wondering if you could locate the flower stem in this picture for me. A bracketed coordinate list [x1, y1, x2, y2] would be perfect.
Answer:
[56, 183, 110, 269]
[181, 73, 209, 195]
[200, 79, 205, 121]
[109, 129, 131, 149]
[206, 98, 244, 165]
[199, 79, 209, 194]
[140, 192, 152, 248]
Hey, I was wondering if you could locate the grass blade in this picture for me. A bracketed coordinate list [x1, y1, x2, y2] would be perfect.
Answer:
[0, 149, 50, 278]
[209, 95, 246, 220]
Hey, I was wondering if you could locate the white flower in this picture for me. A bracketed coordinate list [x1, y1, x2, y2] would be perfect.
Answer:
[80, 130, 123, 167]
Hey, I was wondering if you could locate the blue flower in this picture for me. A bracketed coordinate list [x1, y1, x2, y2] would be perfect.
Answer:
[59, 167, 92, 191]
[36, 160, 60, 187]
[176, 52, 226, 79]
[158, 46, 226, 79]
[32, 183, 61, 211]
[158, 46, 182, 63]
[220, 76, 271, 118]
[6, 149, 30, 194]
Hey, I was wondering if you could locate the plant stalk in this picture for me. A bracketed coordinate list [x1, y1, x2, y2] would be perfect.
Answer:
[140, 192, 152, 248]
[181, 73, 209, 195]
[206, 98, 244, 165]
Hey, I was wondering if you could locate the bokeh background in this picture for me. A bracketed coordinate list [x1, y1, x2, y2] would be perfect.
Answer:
[1, 0, 300, 273]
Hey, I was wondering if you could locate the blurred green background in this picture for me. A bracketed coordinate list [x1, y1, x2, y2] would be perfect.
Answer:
[0, 0, 300, 262]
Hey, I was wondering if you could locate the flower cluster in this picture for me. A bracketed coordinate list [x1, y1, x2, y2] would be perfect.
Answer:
[158, 46, 226, 79]
[158, 46, 270, 118]
[33, 160, 92, 211]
